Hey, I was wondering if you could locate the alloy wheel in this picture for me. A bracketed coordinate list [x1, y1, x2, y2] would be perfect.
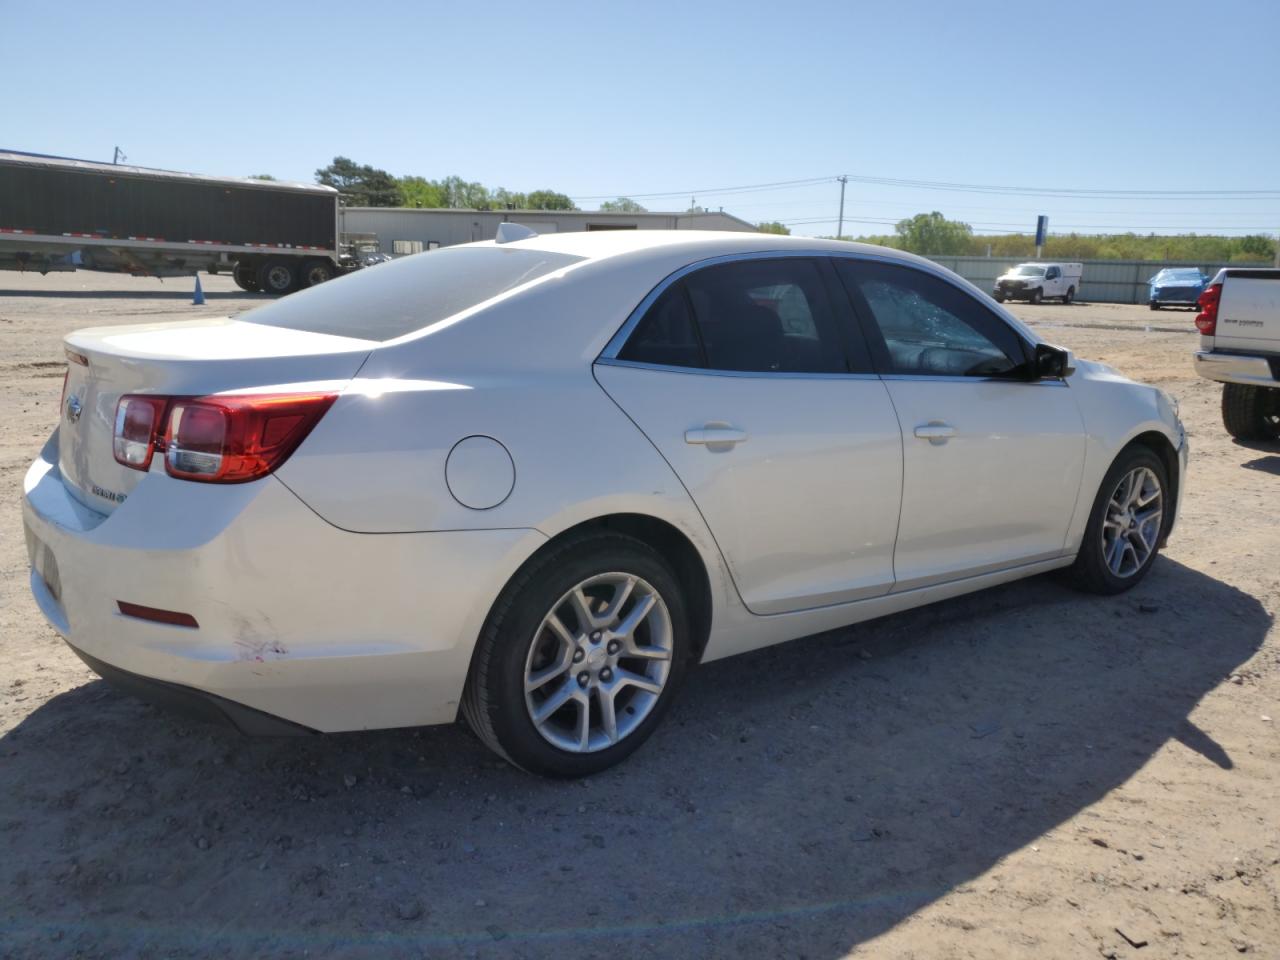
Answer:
[523, 572, 673, 753]
[1101, 466, 1163, 578]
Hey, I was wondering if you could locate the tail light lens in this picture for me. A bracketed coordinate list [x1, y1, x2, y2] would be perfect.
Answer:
[1195, 283, 1222, 335]
[114, 396, 169, 469]
[113, 392, 336, 483]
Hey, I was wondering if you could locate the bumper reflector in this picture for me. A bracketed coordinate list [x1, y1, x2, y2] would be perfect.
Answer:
[117, 601, 199, 629]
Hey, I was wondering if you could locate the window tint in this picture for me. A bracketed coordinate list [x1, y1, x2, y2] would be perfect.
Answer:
[243, 246, 583, 342]
[682, 259, 846, 373]
[836, 260, 1028, 378]
[617, 284, 704, 368]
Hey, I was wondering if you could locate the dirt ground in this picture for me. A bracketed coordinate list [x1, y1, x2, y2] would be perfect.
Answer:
[1, 272, 1277, 960]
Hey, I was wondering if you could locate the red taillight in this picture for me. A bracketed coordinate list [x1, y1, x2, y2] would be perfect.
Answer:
[163, 393, 337, 483]
[1195, 283, 1222, 335]
[112, 392, 336, 482]
[113, 395, 170, 470]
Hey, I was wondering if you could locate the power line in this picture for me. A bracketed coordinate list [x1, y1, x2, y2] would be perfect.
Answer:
[572, 173, 1280, 205]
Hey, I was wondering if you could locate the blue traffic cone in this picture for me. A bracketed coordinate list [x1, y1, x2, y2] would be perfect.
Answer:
[192, 275, 205, 306]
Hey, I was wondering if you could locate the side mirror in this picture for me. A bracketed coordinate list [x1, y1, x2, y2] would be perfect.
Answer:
[1033, 343, 1074, 380]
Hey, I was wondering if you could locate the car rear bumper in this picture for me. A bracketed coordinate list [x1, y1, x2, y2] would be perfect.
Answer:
[22, 430, 547, 732]
[1194, 350, 1279, 387]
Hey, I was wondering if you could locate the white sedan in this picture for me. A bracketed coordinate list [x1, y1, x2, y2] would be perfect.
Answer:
[23, 231, 1187, 776]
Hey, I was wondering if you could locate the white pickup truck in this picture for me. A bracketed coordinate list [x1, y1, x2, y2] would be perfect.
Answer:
[1193, 267, 1280, 440]
[992, 262, 1083, 305]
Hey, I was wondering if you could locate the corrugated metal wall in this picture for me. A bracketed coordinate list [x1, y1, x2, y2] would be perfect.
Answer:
[926, 256, 1266, 304]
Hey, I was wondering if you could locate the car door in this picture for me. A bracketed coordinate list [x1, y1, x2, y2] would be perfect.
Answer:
[1044, 265, 1063, 297]
[833, 257, 1086, 591]
[594, 255, 903, 615]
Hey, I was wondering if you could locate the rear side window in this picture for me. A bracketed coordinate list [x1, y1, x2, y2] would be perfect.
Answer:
[243, 246, 584, 342]
[618, 284, 704, 368]
[619, 258, 850, 374]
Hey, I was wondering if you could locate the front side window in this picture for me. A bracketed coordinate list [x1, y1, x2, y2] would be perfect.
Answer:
[836, 260, 1028, 378]
[618, 258, 850, 374]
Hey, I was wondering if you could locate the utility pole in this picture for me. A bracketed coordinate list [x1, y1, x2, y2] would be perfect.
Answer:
[836, 175, 848, 240]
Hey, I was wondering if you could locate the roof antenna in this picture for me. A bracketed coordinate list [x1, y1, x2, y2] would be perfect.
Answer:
[496, 222, 537, 244]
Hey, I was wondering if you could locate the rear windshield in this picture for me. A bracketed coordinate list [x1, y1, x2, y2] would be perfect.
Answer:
[243, 246, 584, 341]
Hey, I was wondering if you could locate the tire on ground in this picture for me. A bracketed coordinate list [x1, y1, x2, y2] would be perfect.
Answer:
[461, 531, 691, 777]
[1070, 444, 1169, 595]
[1221, 383, 1280, 441]
[257, 258, 299, 296]
[300, 258, 335, 288]
[232, 262, 260, 292]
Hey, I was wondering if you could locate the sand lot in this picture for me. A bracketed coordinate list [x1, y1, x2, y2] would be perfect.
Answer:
[1, 271, 1277, 959]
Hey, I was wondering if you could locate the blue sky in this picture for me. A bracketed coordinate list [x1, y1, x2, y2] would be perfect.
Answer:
[5, 0, 1279, 237]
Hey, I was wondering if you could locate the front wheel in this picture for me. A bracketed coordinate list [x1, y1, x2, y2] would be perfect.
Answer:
[1070, 447, 1168, 595]
[1222, 383, 1280, 441]
[1149, 301, 1160, 311]
[1029, 289, 1042, 305]
[462, 532, 691, 777]
[992, 291, 1005, 303]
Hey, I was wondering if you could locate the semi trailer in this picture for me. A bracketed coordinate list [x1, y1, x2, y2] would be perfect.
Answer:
[0, 150, 380, 294]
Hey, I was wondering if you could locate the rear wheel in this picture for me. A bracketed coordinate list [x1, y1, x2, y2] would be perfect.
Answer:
[1062, 286, 1074, 304]
[257, 258, 298, 295]
[462, 532, 690, 777]
[1029, 289, 1042, 305]
[1071, 446, 1168, 595]
[300, 258, 335, 288]
[232, 262, 260, 292]
[1222, 383, 1280, 441]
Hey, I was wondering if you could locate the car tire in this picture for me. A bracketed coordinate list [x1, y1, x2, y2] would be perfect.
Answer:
[257, 258, 298, 295]
[232, 262, 260, 292]
[992, 292, 1005, 303]
[1221, 383, 1280, 441]
[1070, 446, 1169, 595]
[1062, 286, 1075, 305]
[461, 531, 692, 777]
[1149, 301, 1160, 311]
[1029, 289, 1042, 305]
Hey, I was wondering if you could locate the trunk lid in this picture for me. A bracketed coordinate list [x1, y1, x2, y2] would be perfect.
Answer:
[59, 316, 373, 514]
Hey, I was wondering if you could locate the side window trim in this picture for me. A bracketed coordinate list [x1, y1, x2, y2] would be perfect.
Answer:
[830, 253, 1036, 380]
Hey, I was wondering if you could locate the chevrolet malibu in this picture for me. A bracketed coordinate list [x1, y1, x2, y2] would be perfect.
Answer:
[23, 231, 1187, 776]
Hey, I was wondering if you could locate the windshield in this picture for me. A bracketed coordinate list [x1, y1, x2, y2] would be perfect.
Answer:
[1154, 268, 1203, 282]
[243, 246, 585, 341]
[1012, 265, 1045, 277]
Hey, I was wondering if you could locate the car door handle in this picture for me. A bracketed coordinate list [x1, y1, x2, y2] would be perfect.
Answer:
[914, 422, 956, 442]
[685, 425, 747, 446]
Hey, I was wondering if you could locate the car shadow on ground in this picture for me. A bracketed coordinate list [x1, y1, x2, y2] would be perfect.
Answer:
[0, 558, 1268, 959]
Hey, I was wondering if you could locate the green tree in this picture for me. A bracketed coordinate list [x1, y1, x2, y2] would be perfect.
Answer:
[398, 176, 447, 208]
[489, 187, 529, 210]
[894, 211, 974, 255]
[600, 197, 647, 213]
[756, 221, 791, 235]
[525, 190, 577, 211]
[315, 157, 400, 206]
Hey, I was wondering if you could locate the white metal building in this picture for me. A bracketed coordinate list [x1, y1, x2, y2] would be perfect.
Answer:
[340, 207, 757, 255]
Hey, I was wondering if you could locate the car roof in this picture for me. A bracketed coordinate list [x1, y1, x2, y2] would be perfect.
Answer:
[485, 228, 939, 271]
